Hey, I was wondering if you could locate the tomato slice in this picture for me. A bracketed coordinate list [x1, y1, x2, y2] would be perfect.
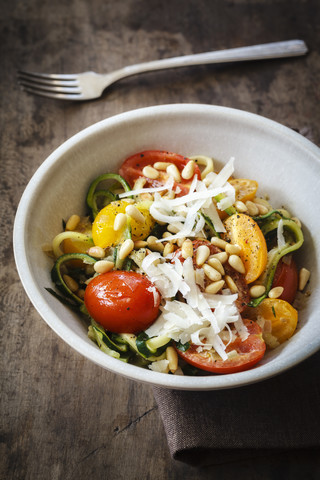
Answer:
[224, 213, 268, 284]
[84, 271, 161, 333]
[272, 257, 298, 304]
[171, 239, 250, 312]
[176, 319, 266, 374]
[229, 178, 258, 203]
[119, 150, 201, 197]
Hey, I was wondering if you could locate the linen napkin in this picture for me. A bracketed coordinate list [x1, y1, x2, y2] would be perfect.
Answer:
[153, 349, 320, 466]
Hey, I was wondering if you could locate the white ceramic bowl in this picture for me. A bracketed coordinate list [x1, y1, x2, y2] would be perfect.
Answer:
[13, 104, 320, 390]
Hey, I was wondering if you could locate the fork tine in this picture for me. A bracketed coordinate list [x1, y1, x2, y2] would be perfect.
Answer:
[19, 85, 84, 101]
[17, 70, 78, 81]
[18, 73, 79, 88]
[18, 79, 81, 94]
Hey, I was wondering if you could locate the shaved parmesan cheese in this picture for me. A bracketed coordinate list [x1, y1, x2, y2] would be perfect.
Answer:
[119, 177, 174, 198]
[277, 218, 286, 249]
[148, 359, 169, 373]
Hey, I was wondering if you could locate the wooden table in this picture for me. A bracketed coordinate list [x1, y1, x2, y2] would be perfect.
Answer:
[2, 1, 320, 478]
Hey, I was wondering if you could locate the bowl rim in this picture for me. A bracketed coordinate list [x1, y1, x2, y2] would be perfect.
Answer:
[13, 103, 320, 390]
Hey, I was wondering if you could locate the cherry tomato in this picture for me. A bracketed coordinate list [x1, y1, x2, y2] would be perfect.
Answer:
[119, 150, 201, 197]
[84, 271, 161, 333]
[171, 239, 250, 312]
[245, 298, 298, 345]
[224, 213, 268, 284]
[229, 178, 258, 203]
[272, 257, 298, 304]
[176, 319, 266, 374]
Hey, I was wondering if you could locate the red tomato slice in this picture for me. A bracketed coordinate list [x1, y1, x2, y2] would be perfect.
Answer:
[84, 271, 161, 333]
[176, 319, 266, 374]
[272, 257, 298, 304]
[119, 150, 201, 197]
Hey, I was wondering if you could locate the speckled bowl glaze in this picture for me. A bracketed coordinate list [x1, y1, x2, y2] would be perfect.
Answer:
[13, 104, 320, 390]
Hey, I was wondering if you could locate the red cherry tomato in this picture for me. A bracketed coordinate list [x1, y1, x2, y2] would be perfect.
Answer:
[272, 257, 298, 304]
[119, 150, 201, 197]
[176, 319, 266, 374]
[84, 271, 161, 333]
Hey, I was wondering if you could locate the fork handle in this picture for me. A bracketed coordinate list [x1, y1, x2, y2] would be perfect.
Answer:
[114, 40, 307, 80]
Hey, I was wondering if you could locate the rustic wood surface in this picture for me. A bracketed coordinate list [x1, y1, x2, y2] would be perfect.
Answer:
[1, 0, 320, 478]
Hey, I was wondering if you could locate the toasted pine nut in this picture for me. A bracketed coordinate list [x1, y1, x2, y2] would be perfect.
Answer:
[147, 236, 164, 252]
[114, 213, 127, 231]
[196, 245, 210, 265]
[142, 165, 159, 179]
[166, 164, 181, 182]
[94, 260, 114, 274]
[228, 254, 246, 274]
[225, 275, 238, 293]
[256, 203, 269, 215]
[268, 286, 284, 299]
[166, 346, 179, 373]
[125, 205, 145, 224]
[119, 239, 134, 260]
[162, 231, 172, 239]
[250, 285, 266, 298]
[66, 214, 81, 231]
[181, 160, 195, 180]
[205, 280, 225, 294]
[154, 161, 172, 170]
[210, 237, 228, 249]
[88, 246, 105, 258]
[225, 243, 242, 255]
[181, 239, 194, 259]
[63, 274, 79, 292]
[210, 252, 228, 264]
[299, 267, 310, 291]
[207, 257, 225, 275]
[163, 242, 175, 257]
[235, 201, 248, 213]
[77, 289, 85, 300]
[245, 201, 259, 216]
[134, 240, 148, 248]
[203, 264, 222, 282]
[133, 177, 147, 189]
[167, 224, 180, 234]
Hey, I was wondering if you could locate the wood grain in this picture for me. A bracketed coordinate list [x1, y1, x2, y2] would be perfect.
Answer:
[1, 0, 320, 478]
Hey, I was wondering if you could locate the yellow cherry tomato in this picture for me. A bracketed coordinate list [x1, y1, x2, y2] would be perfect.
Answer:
[63, 217, 93, 254]
[92, 200, 154, 248]
[229, 178, 258, 203]
[246, 298, 298, 346]
[224, 213, 267, 284]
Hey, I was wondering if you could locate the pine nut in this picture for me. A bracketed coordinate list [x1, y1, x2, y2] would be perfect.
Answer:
[134, 240, 148, 248]
[268, 286, 284, 299]
[246, 201, 259, 216]
[166, 164, 181, 182]
[147, 236, 164, 252]
[125, 205, 145, 224]
[114, 213, 127, 231]
[203, 264, 222, 282]
[225, 243, 242, 255]
[154, 161, 172, 170]
[181, 239, 194, 259]
[210, 237, 228, 249]
[225, 275, 238, 293]
[299, 267, 310, 291]
[181, 160, 195, 180]
[235, 201, 248, 213]
[162, 231, 172, 239]
[228, 254, 246, 274]
[210, 252, 228, 264]
[256, 203, 269, 215]
[205, 280, 225, 294]
[133, 177, 147, 189]
[88, 246, 105, 258]
[119, 239, 134, 260]
[163, 242, 175, 257]
[63, 274, 79, 292]
[142, 165, 159, 179]
[167, 224, 180, 234]
[207, 257, 225, 275]
[77, 289, 85, 300]
[166, 346, 178, 373]
[66, 214, 81, 231]
[196, 245, 210, 265]
[94, 260, 114, 274]
[250, 285, 266, 298]
[176, 237, 186, 248]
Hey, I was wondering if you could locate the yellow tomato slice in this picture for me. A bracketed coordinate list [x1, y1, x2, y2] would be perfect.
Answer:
[63, 218, 93, 254]
[224, 213, 267, 283]
[246, 298, 298, 346]
[229, 178, 258, 203]
[92, 200, 154, 248]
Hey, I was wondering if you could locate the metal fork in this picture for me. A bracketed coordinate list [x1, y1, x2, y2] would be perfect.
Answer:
[17, 40, 307, 101]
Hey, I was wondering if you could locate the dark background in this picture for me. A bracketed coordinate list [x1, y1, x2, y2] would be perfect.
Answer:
[1, 0, 320, 478]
